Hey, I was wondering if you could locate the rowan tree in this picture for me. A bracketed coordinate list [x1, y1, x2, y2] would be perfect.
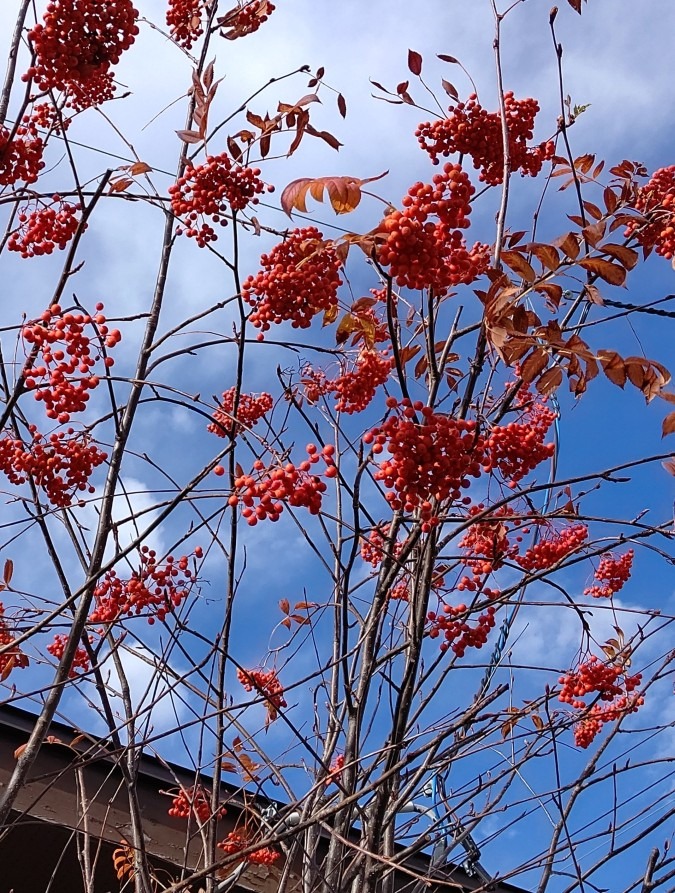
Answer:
[0, 1, 674, 893]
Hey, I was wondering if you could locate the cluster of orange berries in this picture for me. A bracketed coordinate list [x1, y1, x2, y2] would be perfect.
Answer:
[324, 753, 345, 786]
[0, 121, 45, 187]
[559, 655, 643, 748]
[168, 785, 226, 822]
[46, 633, 91, 678]
[0, 426, 107, 508]
[332, 350, 394, 414]
[166, 0, 207, 48]
[360, 523, 404, 567]
[170, 155, 272, 246]
[223, 0, 276, 38]
[9, 200, 81, 258]
[217, 830, 280, 865]
[573, 694, 644, 749]
[459, 504, 520, 578]
[88, 546, 200, 624]
[483, 401, 557, 487]
[625, 166, 675, 259]
[416, 93, 554, 185]
[0, 603, 29, 678]
[24, 0, 139, 109]
[208, 388, 273, 438]
[584, 549, 634, 599]
[377, 164, 489, 292]
[236, 667, 286, 722]
[365, 398, 484, 530]
[22, 303, 119, 424]
[428, 602, 498, 657]
[226, 445, 334, 524]
[242, 227, 342, 335]
[516, 523, 588, 572]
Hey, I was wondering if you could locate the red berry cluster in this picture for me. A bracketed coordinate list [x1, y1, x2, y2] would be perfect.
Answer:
[242, 227, 342, 334]
[168, 785, 226, 822]
[332, 350, 394, 414]
[516, 523, 588, 572]
[208, 387, 273, 438]
[416, 93, 555, 185]
[325, 753, 345, 787]
[365, 398, 485, 529]
[558, 654, 643, 748]
[459, 504, 519, 578]
[0, 123, 45, 187]
[9, 200, 81, 258]
[89, 547, 198, 624]
[46, 633, 91, 678]
[483, 402, 557, 488]
[300, 366, 331, 405]
[166, 0, 207, 49]
[227, 445, 333, 524]
[625, 166, 675, 259]
[236, 667, 287, 723]
[377, 164, 489, 292]
[574, 694, 644, 749]
[220, 1, 276, 39]
[24, 0, 139, 110]
[22, 303, 119, 423]
[360, 523, 404, 567]
[584, 549, 634, 599]
[0, 603, 29, 677]
[0, 426, 107, 507]
[428, 602, 497, 657]
[27, 102, 71, 135]
[217, 830, 281, 865]
[170, 155, 272, 246]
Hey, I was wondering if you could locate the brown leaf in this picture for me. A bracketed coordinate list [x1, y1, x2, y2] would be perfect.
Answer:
[408, 49, 423, 75]
[598, 350, 626, 387]
[437, 53, 459, 63]
[585, 284, 604, 305]
[558, 232, 580, 260]
[575, 153, 595, 174]
[281, 172, 387, 217]
[520, 347, 549, 383]
[227, 135, 242, 162]
[662, 412, 675, 437]
[176, 129, 202, 144]
[582, 200, 603, 220]
[536, 365, 563, 396]
[129, 161, 152, 176]
[279, 598, 290, 614]
[323, 303, 339, 326]
[604, 186, 618, 214]
[531, 714, 545, 731]
[500, 250, 536, 283]
[3, 559, 13, 587]
[529, 243, 560, 271]
[337, 93, 347, 118]
[399, 344, 421, 364]
[578, 257, 626, 286]
[662, 458, 675, 476]
[441, 79, 458, 100]
[581, 220, 607, 247]
[600, 243, 639, 270]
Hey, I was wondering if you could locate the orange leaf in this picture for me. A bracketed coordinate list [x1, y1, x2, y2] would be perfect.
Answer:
[578, 257, 626, 286]
[500, 250, 536, 283]
[280, 172, 387, 217]
[279, 598, 290, 614]
[536, 365, 563, 397]
[598, 350, 626, 387]
[662, 412, 675, 437]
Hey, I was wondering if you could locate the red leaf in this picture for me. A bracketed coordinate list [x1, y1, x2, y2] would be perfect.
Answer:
[408, 49, 423, 76]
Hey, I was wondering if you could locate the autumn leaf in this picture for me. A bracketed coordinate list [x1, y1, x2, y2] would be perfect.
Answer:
[578, 257, 626, 286]
[662, 412, 675, 437]
[281, 172, 387, 216]
[500, 250, 536, 283]
[408, 49, 423, 75]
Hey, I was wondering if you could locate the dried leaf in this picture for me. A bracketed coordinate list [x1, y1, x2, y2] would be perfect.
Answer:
[129, 161, 152, 176]
[662, 412, 675, 437]
[408, 49, 423, 76]
[578, 257, 626, 286]
[536, 365, 563, 396]
[176, 129, 202, 144]
[500, 250, 536, 283]
[598, 350, 627, 387]
[337, 93, 347, 118]
[529, 243, 560, 271]
[279, 598, 290, 615]
[3, 559, 13, 587]
[558, 232, 580, 260]
[281, 172, 387, 217]
[441, 79, 458, 100]
[437, 53, 459, 63]
[520, 347, 549, 383]
[600, 243, 639, 270]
